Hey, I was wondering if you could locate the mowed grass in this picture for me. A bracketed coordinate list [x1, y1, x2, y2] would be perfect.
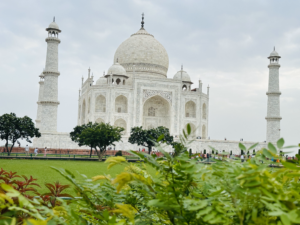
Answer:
[0, 159, 157, 195]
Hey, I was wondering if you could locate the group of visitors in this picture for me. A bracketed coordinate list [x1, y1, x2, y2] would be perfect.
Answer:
[24, 146, 48, 157]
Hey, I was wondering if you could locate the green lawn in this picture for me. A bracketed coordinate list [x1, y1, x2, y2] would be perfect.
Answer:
[0, 159, 156, 195]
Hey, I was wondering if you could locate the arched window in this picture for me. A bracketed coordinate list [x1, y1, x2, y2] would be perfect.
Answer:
[81, 100, 86, 125]
[78, 105, 81, 119]
[115, 95, 128, 113]
[202, 103, 207, 119]
[185, 101, 196, 118]
[148, 107, 155, 116]
[114, 119, 127, 135]
[96, 118, 105, 124]
[185, 123, 196, 138]
[95, 95, 106, 112]
[116, 78, 121, 85]
[182, 85, 187, 91]
[202, 125, 206, 139]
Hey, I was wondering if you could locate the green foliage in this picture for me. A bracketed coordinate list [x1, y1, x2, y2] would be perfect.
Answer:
[128, 126, 173, 154]
[53, 134, 300, 225]
[0, 168, 79, 224]
[70, 122, 124, 161]
[115, 150, 123, 156]
[0, 113, 41, 155]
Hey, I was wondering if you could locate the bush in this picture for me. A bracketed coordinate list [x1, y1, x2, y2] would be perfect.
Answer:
[115, 150, 123, 156]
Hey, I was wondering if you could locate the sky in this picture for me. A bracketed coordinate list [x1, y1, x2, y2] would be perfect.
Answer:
[0, 0, 299, 154]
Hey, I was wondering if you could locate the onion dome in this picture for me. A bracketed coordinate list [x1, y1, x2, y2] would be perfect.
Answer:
[107, 62, 127, 76]
[96, 77, 107, 85]
[113, 14, 169, 78]
[173, 67, 192, 83]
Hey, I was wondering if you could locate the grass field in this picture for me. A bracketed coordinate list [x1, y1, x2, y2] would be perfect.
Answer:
[0, 159, 156, 195]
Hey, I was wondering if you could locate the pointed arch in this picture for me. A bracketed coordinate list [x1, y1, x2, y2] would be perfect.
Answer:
[114, 118, 126, 134]
[202, 125, 206, 139]
[185, 101, 196, 118]
[143, 95, 170, 129]
[115, 95, 128, 113]
[202, 103, 207, 119]
[95, 95, 106, 112]
[96, 118, 105, 124]
[78, 105, 81, 119]
[184, 123, 196, 138]
[81, 100, 86, 125]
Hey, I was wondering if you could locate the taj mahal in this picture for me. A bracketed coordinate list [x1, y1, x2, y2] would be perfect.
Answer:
[33, 16, 282, 154]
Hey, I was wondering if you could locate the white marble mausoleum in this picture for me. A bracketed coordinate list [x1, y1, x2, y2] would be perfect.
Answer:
[33, 16, 283, 154]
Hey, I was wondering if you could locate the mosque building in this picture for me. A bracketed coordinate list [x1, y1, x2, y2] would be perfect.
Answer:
[33, 16, 282, 154]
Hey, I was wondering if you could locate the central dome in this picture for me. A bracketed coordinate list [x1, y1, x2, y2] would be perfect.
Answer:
[114, 28, 169, 78]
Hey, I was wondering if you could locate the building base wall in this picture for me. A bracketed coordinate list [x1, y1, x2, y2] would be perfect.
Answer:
[33, 132, 267, 155]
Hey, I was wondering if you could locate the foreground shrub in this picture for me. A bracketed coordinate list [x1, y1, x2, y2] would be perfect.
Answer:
[53, 129, 300, 224]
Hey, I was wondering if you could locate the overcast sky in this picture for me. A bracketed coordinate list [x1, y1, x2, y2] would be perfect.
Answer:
[0, 0, 299, 154]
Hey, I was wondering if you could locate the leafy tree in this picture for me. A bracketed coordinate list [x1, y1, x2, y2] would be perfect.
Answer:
[0, 113, 41, 155]
[128, 126, 173, 154]
[70, 122, 124, 161]
[115, 150, 123, 156]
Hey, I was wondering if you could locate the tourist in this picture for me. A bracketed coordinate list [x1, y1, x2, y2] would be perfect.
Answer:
[34, 147, 38, 156]
[241, 154, 244, 163]
[44, 147, 47, 157]
[25, 145, 29, 156]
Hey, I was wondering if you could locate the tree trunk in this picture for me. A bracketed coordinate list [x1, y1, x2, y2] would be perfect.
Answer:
[9, 142, 15, 156]
[148, 145, 152, 155]
[5, 141, 9, 156]
[90, 147, 92, 158]
[94, 148, 106, 162]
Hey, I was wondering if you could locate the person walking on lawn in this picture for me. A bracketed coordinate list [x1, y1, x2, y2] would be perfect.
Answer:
[25, 145, 29, 156]
[44, 147, 47, 157]
[34, 147, 38, 156]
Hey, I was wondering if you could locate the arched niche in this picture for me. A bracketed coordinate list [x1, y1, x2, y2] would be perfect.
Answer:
[96, 118, 105, 124]
[143, 95, 170, 129]
[78, 105, 81, 120]
[81, 100, 86, 125]
[95, 95, 106, 112]
[202, 125, 207, 139]
[184, 123, 196, 138]
[115, 95, 128, 113]
[114, 118, 126, 134]
[88, 98, 91, 114]
[185, 101, 196, 118]
[202, 103, 207, 119]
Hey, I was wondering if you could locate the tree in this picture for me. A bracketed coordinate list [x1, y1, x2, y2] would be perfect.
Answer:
[128, 126, 173, 154]
[70, 122, 124, 161]
[0, 113, 41, 155]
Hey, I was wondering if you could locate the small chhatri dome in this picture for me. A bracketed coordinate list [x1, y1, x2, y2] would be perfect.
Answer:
[173, 66, 192, 82]
[48, 21, 59, 29]
[96, 77, 107, 85]
[107, 61, 127, 76]
[269, 47, 280, 57]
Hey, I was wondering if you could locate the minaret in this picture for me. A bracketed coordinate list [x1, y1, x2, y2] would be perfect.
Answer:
[35, 71, 44, 129]
[266, 48, 282, 143]
[40, 18, 61, 133]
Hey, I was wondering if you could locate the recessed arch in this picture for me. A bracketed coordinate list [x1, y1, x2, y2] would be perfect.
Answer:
[78, 105, 81, 119]
[96, 118, 105, 124]
[95, 95, 106, 112]
[88, 97, 91, 114]
[182, 84, 187, 91]
[202, 125, 207, 139]
[143, 95, 170, 129]
[116, 78, 121, 85]
[185, 101, 196, 118]
[115, 95, 128, 113]
[114, 118, 126, 134]
[202, 103, 207, 119]
[184, 123, 196, 138]
[81, 100, 86, 125]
